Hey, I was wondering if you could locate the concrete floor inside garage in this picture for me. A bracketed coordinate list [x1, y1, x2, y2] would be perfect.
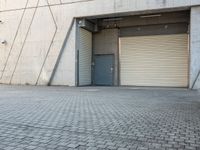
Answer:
[0, 85, 199, 150]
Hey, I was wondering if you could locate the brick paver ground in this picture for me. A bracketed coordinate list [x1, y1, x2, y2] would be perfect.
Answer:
[0, 85, 199, 150]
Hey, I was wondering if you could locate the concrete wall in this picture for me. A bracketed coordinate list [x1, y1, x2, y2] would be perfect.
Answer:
[93, 29, 119, 85]
[0, 0, 200, 86]
[0, 3, 75, 86]
[51, 21, 76, 86]
[190, 6, 200, 89]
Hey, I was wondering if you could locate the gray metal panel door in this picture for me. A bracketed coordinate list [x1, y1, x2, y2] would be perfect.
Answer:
[94, 55, 114, 86]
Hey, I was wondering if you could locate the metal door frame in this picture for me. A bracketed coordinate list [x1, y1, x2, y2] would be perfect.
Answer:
[92, 54, 115, 86]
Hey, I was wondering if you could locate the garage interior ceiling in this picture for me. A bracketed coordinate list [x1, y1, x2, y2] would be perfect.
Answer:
[86, 11, 190, 31]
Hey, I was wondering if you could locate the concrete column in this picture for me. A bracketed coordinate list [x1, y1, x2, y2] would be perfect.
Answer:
[190, 6, 200, 89]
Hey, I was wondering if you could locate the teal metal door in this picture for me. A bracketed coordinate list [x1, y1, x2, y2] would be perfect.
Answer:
[94, 55, 114, 86]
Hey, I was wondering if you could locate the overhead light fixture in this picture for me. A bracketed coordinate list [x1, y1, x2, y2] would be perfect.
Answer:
[140, 14, 162, 18]
[103, 17, 123, 22]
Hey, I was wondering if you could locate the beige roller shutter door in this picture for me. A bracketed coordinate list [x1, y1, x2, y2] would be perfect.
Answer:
[79, 28, 92, 86]
[120, 34, 189, 87]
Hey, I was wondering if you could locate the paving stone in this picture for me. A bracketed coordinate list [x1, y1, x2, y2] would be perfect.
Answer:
[107, 146, 118, 149]
[118, 148, 129, 150]
[26, 145, 38, 149]
[67, 144, 80, 148]
[86, 147, 98, 150]
[0, 86, 199, 150]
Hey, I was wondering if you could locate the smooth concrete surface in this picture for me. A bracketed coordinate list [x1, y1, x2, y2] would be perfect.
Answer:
[0, 0, 200, 86]
[190, 6, 200, 89]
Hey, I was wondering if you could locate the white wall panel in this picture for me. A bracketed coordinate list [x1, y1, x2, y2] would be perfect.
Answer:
[48, 0, 61, 5]
[27, 0, 39, 8]
[38, 0, 48, 6]
[0, 10, 23, 73]
[11, 7, 56, 85]
[0, 0, 27, 11]
[0, 9, 35, 84]
[51, 21, 76, 86]
[38, 6, 75, 86]
[190, 6, 200, 89]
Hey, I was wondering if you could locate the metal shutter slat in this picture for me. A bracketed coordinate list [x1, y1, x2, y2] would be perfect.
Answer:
[120, 34, 189, 87]
[79, 28, 92, 86]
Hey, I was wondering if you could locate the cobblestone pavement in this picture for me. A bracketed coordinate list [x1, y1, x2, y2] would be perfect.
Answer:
[0, 85, 199, 150]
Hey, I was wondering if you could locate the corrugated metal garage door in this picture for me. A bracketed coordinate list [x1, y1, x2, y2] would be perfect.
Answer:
[120, 34, 189, 87]
[79, 28, 92, 86]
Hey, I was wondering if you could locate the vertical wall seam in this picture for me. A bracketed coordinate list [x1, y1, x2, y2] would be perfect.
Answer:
[0, 0, 29, 80]
[9, 0, 40, 84]
[36, 0, 58, 85]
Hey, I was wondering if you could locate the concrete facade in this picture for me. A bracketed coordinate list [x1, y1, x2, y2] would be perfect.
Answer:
[190, 6, 200, 89]
[0, 0, 200, 89]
